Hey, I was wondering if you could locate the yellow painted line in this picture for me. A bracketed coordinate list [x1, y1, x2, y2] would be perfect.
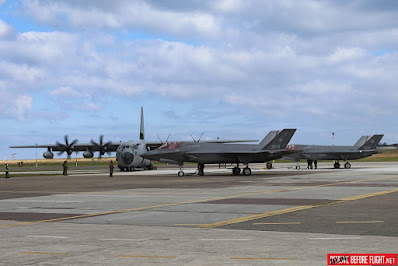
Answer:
[336, 221, 384, 224]
[116, 255, 176, 259]
[1, 176, 396, 229]
[231, 257, 296, 260]
[253, 222, 301, 225]
[199, 187, 398, 229]
[22, 252, 69, 255]
[339, 188, 398, 201]
[174, 224, 203, 226]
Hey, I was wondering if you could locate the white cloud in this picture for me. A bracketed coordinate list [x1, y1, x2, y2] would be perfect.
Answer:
[0, 19, 16, 39]
[21, 0, 221, 38]
[328, 47, 365, 63]
[50, 86, 89, 98]
[0, 85, 33, 121]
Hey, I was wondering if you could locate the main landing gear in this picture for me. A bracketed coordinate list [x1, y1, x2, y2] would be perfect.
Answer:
[177, 163, 205, 177]
[232, 164, 252, 176]
[333, 161, 351, 169]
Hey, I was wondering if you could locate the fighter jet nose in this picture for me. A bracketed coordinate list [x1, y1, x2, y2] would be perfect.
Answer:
[121, 152, 134, 165]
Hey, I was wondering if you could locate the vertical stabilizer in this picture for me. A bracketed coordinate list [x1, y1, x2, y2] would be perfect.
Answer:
[140, 106, 145, 140]
[258, 130, 280, 148]
[358, 134, 383, 150]
[262, 129, 296, 150]
[354, 136, 370, 148]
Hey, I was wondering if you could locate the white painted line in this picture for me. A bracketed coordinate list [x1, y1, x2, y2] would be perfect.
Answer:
[3, 199, 83, 203]
[308, 237, 361, 240]
[199, 239, 252, 241]
[336, 221, 384, 224]
[27, 236, 70, 239]
[101, 239, 148, 241]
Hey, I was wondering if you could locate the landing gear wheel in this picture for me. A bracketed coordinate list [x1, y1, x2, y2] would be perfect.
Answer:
[334, 162, 341, 169]
[296, 165, 300, 170]
[147, 162, 154, 170]
[242, 167, 252, 176]
[344, 162, 351, 169]
[178, 170, 185, 177]
[232, 167, 241, 175]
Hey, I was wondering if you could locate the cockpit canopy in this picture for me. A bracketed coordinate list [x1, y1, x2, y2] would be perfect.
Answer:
[159, 142, 181, 150]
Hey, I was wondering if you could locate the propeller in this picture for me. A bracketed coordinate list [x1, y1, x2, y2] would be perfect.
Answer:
[190, 132, 204, 143]
[56, 135, 78, 159]
[157, 134, 171, 144]
[90, 135, 111, 159]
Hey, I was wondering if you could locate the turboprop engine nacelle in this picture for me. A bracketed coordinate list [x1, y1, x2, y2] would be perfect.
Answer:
[83, 150, 94, 158]
[43, 150, 54, 159]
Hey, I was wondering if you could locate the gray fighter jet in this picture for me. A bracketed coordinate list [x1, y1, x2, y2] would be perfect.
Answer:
[283, 134, 384, 169]
[141, 129, 298, 176]
[10, 107, 258, 172]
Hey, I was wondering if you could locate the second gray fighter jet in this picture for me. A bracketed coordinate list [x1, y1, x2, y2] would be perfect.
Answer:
[283, 134, 384, 169]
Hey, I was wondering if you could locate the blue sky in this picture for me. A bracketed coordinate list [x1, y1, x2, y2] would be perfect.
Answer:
[0, 0, 397, 159]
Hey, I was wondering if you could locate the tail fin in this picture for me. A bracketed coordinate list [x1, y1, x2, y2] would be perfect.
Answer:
[258, 130, 280, 148]
[354, 136, 371, 148]
[139, 106, 145, 140]
[358, 134, 383, 150]
[261, 129, 296, 150]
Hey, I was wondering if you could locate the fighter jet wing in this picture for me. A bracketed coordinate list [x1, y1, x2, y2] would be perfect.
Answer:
[145, 139, 259, 150]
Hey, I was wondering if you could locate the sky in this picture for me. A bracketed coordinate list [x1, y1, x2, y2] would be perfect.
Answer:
[0, 0, 397, 159]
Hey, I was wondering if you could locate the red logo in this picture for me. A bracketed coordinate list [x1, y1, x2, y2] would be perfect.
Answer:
[328, 254, 397, 265]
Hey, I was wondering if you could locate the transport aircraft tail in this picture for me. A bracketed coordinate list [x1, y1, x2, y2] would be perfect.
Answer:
[140, 106, 145, 140]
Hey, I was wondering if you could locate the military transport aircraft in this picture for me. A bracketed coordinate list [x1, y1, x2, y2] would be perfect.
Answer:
[283, 134, 384, 169]
[10, 107, 258, 172]
[141, 129, 298, 176]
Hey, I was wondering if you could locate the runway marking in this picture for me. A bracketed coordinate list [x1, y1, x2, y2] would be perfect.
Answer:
[116, 255, 176, 259]
[253, 222, 301, 225]
[198, 187, 398, 228]
[308, 237, 361, 240]
[336, 220, 384, 224]
[231, 257, 296, 260]
[27, 235, 69, 239]
[0, 176, 396, 229]
[199, 239, 252, 241]
[22, 251, 69, 255]
[174, 224, 203, 226]
[101, 238, 147, 241]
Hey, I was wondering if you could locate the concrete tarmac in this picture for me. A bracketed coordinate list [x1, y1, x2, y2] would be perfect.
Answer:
[0, 162, 397, 265]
